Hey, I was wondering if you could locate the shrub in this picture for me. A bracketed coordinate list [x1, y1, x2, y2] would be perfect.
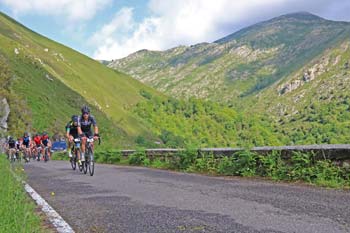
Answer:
[231, 150, 258, 177]
[128, 150, 146, 165]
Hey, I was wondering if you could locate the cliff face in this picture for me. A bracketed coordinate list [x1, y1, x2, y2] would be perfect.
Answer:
[0, 97, 10, 133]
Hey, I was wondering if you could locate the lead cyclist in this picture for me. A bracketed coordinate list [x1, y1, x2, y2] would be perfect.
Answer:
[77, 106, 99, 163]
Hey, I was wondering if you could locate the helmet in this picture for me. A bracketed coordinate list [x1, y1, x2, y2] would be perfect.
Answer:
[42, 132, 48, 136]
[9, 136, 13, 140]
[24, 132, 28, 136]
[71, 115, 79, 123]
[81, 105, 90, 114]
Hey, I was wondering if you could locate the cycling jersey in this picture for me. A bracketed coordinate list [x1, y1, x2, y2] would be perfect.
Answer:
[42, 139, 49, 147]
[78, 115, 97, 135]
[66, 121, 79, 138]
[23, 136, 30, 148]
[41, 135, 49, 147]
[8, 139, 16, 149]
[16, 141, 20, 150]
[34, 136, 41, 145]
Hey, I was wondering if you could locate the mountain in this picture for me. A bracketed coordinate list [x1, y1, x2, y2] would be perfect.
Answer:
[249, 38, 350, 144]
[108, 12, 350, 102]
[0, 12, 163, 148]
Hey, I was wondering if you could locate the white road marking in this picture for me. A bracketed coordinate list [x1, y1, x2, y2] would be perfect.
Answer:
[24, 183, 75, 233]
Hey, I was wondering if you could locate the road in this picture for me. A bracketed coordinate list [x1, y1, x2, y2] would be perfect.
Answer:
[24, 160, 350, 233]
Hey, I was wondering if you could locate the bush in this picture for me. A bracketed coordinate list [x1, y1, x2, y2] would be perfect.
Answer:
[128, 150, 146, 165]
[106, 150, 122, 164]
[174, 148, 198, 170]
[217, 156, 235, 175]
[231, 150, 258, 177]
[259, 151, 288, 179]
[187, 153, 217, 173]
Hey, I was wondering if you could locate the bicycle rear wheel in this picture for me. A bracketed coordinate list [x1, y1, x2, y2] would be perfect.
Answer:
[83, 155, 88, 174]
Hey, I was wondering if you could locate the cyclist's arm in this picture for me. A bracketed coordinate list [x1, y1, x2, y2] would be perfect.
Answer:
[91, 116, 99, 135]
[94, 125, 99, 135]
[66, 127, 71, 138]
[77, 118, 83, 135]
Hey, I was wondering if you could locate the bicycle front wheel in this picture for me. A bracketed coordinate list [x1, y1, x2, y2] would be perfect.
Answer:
[71, 150, 78, 170]
[88, 148, 94, 176]
[44, 149, 49, 162]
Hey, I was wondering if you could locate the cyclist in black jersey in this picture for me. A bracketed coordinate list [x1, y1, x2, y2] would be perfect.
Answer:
[66, 115, 80, 159]
[7, 136, 16, 160]
[78, 106, 99, 164]
[22, 132, 32, 160]
[41, 132, 52, 159]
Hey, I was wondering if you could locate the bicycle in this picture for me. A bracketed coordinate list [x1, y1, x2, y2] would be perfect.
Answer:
[43, 146, 50, 162]
[23, 147, 31, 162]
[82, 136, 100, 176]
[70, 138, 82, 171]
[9, 148, 17, 163]
[36, 146, 42, 161]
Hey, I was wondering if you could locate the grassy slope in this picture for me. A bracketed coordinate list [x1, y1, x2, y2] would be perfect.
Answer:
[0, 12, 162, 138]
[0, 156, 44, 233]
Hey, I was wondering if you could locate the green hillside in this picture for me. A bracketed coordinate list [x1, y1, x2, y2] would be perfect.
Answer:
[0, 12, 162, 139]
[108, 12, 350, 146]
[0, 12, 164, 148]
[109, 12, 350, 102]
[249, 39, 350, 144]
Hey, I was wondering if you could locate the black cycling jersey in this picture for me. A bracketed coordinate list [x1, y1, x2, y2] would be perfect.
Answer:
[66, 121, 79, 138]
[42, 138, 49, 147]
[8, 139, 16, 149]
[23, 136, 30, 148]
[78, 115, 97, 134]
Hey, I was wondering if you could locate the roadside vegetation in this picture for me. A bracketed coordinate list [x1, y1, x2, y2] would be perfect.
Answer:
[0, 155, 45, 233]
[54, 149, 350, 189]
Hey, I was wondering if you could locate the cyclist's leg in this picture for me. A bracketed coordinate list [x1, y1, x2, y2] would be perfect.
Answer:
[67, 136, 72, 157]
[48, 141, 52, 158]
[80, 132, 89, 162]
[10, 148, 15, 160]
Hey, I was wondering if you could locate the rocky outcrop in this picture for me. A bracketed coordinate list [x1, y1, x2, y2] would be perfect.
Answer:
[0, 98, 10, 132]
[278, 56, 331, 95]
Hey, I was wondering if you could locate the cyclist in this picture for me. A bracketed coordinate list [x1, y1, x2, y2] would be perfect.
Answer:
[77, 106, 99, 165]
[7, 136, 16, 160]
[41, 132, 52, 159]
[22, 132, 31, 161]
[66, 115, 80, 159]
[33, 133, 42, 160]
[15, 137, 22, 161]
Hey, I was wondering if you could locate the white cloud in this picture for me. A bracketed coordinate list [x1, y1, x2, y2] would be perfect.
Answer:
[92, 0, 350, 60]
[0, 0, 111, 21]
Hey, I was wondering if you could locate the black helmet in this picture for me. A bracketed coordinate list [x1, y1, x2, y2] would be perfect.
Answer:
[81, 105, 90, 114]
[24, 132, 28, 136]
[43, 132, 48, 136]
[71, 115, 79, 123]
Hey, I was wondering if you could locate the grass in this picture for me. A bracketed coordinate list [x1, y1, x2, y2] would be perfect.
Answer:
[0, 155, 46, 233]
[0, 12, 163, 145]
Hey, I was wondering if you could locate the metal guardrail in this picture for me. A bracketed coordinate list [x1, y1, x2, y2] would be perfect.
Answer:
[120, 144, 350, 160]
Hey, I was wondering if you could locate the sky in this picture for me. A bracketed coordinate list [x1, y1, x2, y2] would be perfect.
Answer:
[1, 0, 350, 60]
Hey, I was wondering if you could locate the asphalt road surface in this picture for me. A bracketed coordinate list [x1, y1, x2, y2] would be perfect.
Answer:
[24, 160, 350, 233]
